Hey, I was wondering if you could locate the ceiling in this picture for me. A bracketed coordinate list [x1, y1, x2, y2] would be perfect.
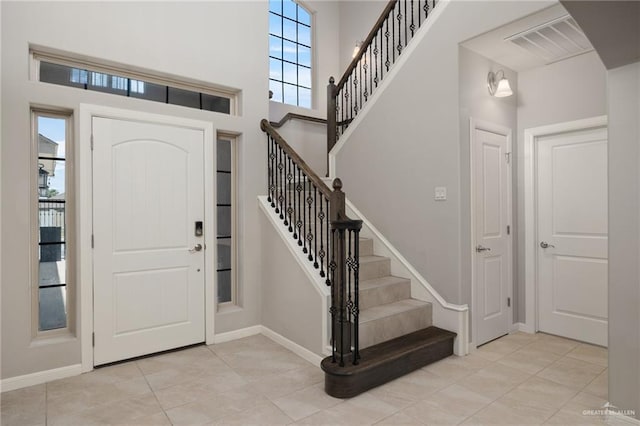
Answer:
[461, 4, 595, 72]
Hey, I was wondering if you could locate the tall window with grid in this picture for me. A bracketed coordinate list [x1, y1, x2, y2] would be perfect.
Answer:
[269, 0, 312, 108]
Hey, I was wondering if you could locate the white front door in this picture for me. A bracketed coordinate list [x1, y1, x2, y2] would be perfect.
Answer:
[537, 126, 608, 346]
[92, 117, 205, 365]
[473, 124, 512, 346]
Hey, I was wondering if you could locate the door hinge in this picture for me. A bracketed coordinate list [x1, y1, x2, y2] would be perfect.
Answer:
[91, 134, 94, 150]
[507, 297, 511, 307]
[505, 152, 511, 164]
[507, 225, 511, 235]
[92, 332, 95, 347]
[91, 234, 94, 248]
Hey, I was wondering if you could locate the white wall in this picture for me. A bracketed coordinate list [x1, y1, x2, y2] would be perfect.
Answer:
[334, 1, 552, 305]
[1, 1, 268, 380]
[259, 210, 324, 355]
[516, 51, 607, 321]
[607, 60, 640, 418]
[458, 47, 518, 320]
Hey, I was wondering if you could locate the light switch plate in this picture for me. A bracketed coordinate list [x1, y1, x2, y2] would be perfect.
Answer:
[435, 186, 447, 201]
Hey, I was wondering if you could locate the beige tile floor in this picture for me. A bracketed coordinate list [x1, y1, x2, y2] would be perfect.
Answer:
[1, 332, 611, 425]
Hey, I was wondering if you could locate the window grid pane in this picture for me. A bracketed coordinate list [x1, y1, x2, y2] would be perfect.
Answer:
[36, 115, 69, 332]
[268, 0, 312, 108]
[39, 61, 232, 115]
[217, 138, 234, 304]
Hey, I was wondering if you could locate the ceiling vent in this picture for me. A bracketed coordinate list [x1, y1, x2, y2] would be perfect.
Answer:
[505, 15, 593, 65]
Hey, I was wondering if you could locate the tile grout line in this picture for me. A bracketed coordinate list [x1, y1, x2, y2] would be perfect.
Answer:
[136, 360, 174, 425]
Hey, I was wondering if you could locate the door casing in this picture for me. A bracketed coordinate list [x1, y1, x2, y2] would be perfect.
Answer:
[79, 104, 216, 372]
[470, 118, 513, 347]
[523, 115, 608, 335]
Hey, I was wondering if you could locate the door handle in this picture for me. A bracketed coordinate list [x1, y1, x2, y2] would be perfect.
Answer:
[189, 243, 203, 253]
[476, 245, 491, 253]
[540, 241, 555, 249]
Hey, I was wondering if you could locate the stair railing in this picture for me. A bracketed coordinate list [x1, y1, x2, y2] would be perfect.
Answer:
[261, 119, 363, 366]
[327, 0, 439, 155]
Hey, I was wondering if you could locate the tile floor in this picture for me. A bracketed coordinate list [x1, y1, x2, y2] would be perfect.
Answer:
[1, 332, 611, 425]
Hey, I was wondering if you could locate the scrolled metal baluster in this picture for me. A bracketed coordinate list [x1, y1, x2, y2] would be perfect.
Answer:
[353, 229, 361, 364]
[363, 47, 369, 102]
[296, 167, 303, 245]
[329, 228, 337, 362]
[307, 185, 314, 261]
[313, 187, 319, 269]
[391, 4, 396, 62]
[410, 0, 415, 36]
[396, 3, 402, 57]
[318, 195, 326, 277]
[277, 146, 283, 217]
[404, 0, 408, 48]
[325, 198, 331, 286]
[338, 227, 345, 367]
[286, 157, 293, 231]
[385, 18, 391, 71]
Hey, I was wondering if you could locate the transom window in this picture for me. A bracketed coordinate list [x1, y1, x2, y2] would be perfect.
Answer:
[269, 0, 312, 108]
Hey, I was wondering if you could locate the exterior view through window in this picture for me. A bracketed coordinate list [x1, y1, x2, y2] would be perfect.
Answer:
[35, 113, 71, 332]
[217, 137, 235, 304]
[269, 0, 312, 108]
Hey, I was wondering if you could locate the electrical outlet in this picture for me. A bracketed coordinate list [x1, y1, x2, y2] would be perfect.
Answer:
[435, 186, 447, 201]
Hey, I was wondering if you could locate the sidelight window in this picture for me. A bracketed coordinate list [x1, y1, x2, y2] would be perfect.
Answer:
[33, 110, 74, 333]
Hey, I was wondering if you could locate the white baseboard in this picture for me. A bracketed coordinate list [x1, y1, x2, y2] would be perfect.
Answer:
[513, 322, 535, 334]
[212, 325, 262, 344]
[606, 413, 640, 425]
[1, 364, 82, 393]
[260, 326, 323, 365]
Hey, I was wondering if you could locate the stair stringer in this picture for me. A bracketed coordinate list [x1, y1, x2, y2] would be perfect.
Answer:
[346, 198, 469, 356]
[328, 0, 450, 178]
[258, 196, 332, 357]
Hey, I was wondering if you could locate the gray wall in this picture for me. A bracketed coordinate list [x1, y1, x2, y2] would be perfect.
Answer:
[515, 51, 607, 321]
[458, 47, 518, 321]
[1, 1, 268, 380]
[259, 210, 324, 355]
[334, 1, 552, 306]
[338, 1, 387, 73]
[608, 60, 640, 418]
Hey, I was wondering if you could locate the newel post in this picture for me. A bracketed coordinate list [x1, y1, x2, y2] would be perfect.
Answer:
[329, 178, 350, 362]
[327, 77, 337, 177]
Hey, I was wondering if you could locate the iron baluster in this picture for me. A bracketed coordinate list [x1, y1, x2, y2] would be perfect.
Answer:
[319, 194, 326, 277]
[385, 18, 390, 71]
[325, 198, 331, 286]
[283, 155, 289, 227]
[307, 185, 314, 261]
[397, 3, 402, 56]
[353, 229, 361, 364]
[313, 187, 319, 269]
[296, 167, 303, 245]
[410, 0, 415, 36]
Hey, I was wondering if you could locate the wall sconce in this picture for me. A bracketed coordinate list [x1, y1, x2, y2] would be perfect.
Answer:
[487, 70, 513, 97]
[352, 41, 363, 58]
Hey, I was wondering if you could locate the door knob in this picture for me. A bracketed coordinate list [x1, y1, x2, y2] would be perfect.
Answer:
[476, 245, 491, 252]
[189, 243, 203, 253]
[540, 241, 555, 249]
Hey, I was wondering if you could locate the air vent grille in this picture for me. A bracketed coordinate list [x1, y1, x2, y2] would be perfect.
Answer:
[506, 15, 593, 64]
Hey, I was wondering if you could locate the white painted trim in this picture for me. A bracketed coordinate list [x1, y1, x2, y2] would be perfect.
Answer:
[523, 116, 608, 335]
[606, 413, 640, 425]
[79, 104, 216, 372]
[345, 199, 469, 355]
[511, 322, 534, 333]
[261, 326, 324, 365]
[258, 196, 331, 350]
[469, 118, 513, 348]
[327, 0, 450, 177]
[0, 364, 82, 393]
[212, 325, 262, 344]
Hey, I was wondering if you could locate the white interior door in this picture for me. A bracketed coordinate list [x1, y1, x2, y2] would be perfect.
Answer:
[92, 117, 205, 365]
[537, 126, 608, 346]
[473, 125, 512, 346]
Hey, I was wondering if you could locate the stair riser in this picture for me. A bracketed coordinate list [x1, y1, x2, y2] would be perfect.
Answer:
[358, 281, 411, 310]
[359, 305, 432, 349]
[359, 258, 391, 281]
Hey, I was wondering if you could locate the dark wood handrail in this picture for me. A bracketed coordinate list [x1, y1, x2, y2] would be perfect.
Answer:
[260, 119, 333, 199]
[335, 0, 399, 90]
[270, 113, 327, 128]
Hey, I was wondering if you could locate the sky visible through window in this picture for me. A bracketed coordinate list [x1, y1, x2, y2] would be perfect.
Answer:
[269, 0, 312, 108]
[39, 117, 65, 196]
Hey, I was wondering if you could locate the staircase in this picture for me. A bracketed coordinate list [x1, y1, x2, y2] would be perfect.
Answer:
[260, 0, 455, 400]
